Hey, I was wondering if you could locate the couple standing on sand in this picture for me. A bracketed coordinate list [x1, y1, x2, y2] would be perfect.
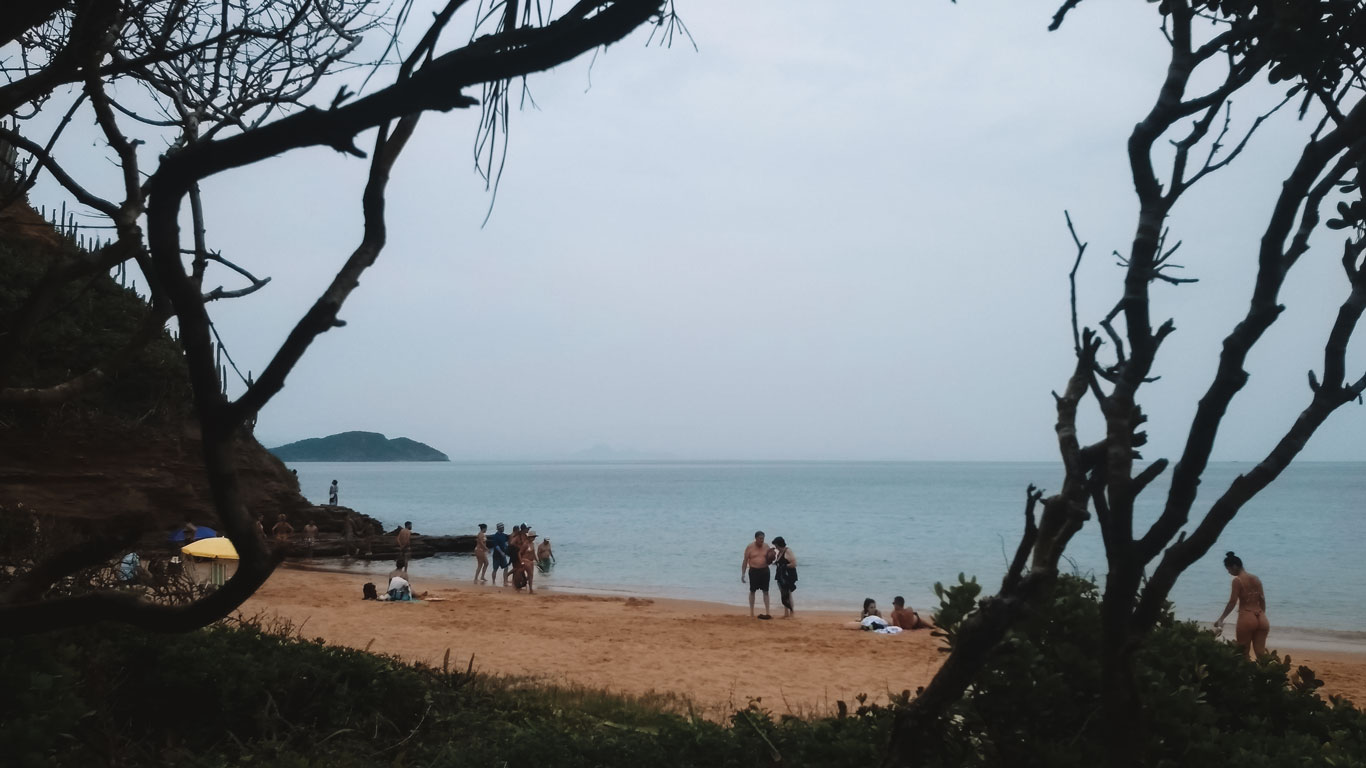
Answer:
[742, 531, 797, 620]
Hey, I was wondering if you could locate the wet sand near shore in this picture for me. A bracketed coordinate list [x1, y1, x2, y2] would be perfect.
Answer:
[239, 564, 1365, 718]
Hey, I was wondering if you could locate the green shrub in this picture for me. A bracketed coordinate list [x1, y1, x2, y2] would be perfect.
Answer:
[927, 574, 1366, 768]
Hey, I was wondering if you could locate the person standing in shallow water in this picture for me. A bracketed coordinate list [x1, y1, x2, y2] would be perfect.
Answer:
[473, 523, 489, 583]
[487, 523, 510, 586]
[1215, 550, 1270, 659]
[741, 531, 773, 619]
[771, 536, 797, 619]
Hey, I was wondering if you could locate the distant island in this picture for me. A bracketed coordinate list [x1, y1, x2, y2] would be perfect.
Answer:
[572, 443, 675, 461]
[270, 431, 450, 462]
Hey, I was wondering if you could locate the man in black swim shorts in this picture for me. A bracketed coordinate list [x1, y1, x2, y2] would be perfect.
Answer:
[741, 530, 774, 619]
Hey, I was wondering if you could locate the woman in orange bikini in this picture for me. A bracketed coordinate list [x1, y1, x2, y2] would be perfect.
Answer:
[1213, 551, 1269, 660]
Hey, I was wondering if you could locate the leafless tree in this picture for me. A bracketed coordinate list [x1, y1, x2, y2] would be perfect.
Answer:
[0, 0, 673, 636]
[887, 2, 1366, 766]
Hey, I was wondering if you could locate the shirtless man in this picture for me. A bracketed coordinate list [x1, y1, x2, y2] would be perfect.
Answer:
[536, 538, 555, 573]
[889, 596, 934, 630]
[474, 523, 489, 583]
[271, 514, 294, 542]
[741, 531, 773, 619]
[396, 521, 413, 560]
[303, 520, 319, 558]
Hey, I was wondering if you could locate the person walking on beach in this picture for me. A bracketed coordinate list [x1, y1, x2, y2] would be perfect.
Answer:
[474, 523, 489, 583]
[772, 536, 797, 619]
[488, 523, 510, 586]
[518, 529, 539, 594]
[741, 531, 773, 619]
[1215, 551, 1270, 659]
[397, 521, 413, 560]
[328, 479, 339, 506]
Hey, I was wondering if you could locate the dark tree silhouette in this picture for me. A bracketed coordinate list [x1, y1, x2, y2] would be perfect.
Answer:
[0, 0, 673, 636]
[887, 2, 1366, 766]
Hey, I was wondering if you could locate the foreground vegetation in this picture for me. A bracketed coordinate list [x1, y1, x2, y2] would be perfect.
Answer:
[1, 575, 1361, 767]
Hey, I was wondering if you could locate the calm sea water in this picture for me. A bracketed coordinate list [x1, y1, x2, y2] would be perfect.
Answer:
[287, 461, 1364, 638]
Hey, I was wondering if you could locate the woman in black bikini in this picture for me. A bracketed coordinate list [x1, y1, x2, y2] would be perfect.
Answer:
[1214, 551, 1270, 660]
[772, 536, 797, 619]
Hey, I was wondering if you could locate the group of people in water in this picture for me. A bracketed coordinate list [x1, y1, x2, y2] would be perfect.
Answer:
[472, 522, 555, 593]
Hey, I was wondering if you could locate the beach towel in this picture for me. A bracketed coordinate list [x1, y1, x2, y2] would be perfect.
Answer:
[861, 615, 889, 631]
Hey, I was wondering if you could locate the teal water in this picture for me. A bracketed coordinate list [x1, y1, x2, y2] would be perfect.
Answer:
[286, 461, 1364, 636]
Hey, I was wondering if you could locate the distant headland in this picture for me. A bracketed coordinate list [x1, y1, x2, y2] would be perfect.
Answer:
[269, 431, 450, 462]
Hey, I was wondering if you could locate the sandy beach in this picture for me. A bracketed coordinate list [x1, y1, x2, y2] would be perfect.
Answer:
[237, 564, 1366, 717]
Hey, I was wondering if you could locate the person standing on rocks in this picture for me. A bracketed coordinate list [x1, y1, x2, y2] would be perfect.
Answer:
[271, 514, 294, 543]
[328, 479, 339, 506]
[303, 520, 319, 558]
[342, 513, 356, 557]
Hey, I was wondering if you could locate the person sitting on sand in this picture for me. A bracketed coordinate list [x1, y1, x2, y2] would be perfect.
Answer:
[741, 531, 773, 620]
[889, 596, 933, 630]
[388, 557, 409, 582]
[1215, 551, 1270, 659]
[474, 523, 489, 583]
[536, 538, 555, 573]
[272, 514, 294, 542]
[772, 536, 797, 619]
[488, 523, 510, 585]
[397, 521, 413, 560]
[387, 573, 412, 601]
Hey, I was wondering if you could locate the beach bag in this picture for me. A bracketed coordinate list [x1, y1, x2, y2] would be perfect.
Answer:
[513, 568, 528, 590]
[362, 582, 378, 600]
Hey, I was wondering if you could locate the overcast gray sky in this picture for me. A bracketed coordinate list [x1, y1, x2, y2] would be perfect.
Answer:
[40, 1, 1366, 460]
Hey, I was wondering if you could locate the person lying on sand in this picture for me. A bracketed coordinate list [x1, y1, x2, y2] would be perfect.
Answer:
[889, 596, 934, 630]
[844, 598, 886, 630]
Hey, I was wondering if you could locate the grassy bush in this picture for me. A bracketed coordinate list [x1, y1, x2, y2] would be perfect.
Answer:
[927, 574, 1366, 768]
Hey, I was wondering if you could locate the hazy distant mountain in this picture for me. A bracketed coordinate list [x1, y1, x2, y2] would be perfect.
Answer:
[571, 443, 675, 461]
[270, 431, 449, 462]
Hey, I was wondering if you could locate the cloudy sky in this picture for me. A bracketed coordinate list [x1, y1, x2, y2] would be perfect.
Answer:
[40, 1, 1366, 460]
